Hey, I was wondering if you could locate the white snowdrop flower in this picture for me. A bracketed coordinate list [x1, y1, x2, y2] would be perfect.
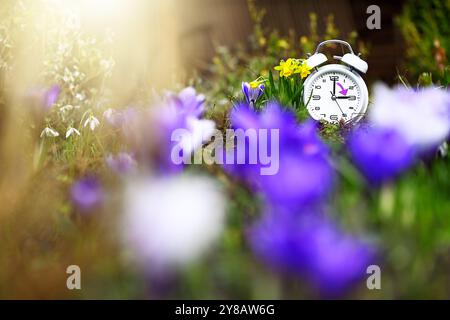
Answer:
[369, 83, 450, 150]
[40, 127, 59, 138]
[66, 127, 81, 139]
[84, 115, 100, 131]
[122, 174, 227, 271]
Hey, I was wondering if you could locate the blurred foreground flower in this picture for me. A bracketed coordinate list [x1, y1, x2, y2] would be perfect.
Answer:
[348, 127, 415, 186]
[71, 177, 104, 212]
[175, 116, 216, 157]
[126, 87, 215, 173]
[369, 84, 450, 151]
[122, 174, 226, 271]
[250, 212, 376, 296]
[224, 102, 333, 208]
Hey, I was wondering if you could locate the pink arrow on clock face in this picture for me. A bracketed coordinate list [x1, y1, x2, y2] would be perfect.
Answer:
[337, 82, 348, 96]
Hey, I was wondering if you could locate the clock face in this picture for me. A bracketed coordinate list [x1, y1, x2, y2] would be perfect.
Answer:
[304, 65, 368, 124]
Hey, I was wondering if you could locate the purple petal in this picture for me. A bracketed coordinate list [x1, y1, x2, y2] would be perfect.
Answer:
[44, 85, 60, 111]
[71, 176, 104, 212]
[347, 127, 416, 186]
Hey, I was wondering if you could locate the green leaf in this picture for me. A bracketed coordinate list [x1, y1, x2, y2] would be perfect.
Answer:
[268, 70, 276, 95]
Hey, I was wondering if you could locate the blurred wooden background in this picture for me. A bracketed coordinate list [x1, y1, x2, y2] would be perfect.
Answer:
[176, 0, 406, 84]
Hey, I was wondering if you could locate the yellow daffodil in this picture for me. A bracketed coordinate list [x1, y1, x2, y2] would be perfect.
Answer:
[274, 58, 312, 79]
[249, 76, 266, 89]
[277, 39, 290, 50]
[295, 61, 312, 79]
[274, 58, 296, 78]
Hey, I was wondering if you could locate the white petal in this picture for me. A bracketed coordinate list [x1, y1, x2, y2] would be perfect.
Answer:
[122, 174, 226, 269]
[180, 117, 216, 155]
[369, 84, 450, 150]
[66, 127, 81, 138]
[49, 128, 60, 137]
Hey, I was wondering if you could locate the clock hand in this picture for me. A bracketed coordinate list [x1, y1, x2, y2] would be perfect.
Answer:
[336, 95, 355, 99]
[330, 91, 345, 116]
[333, 79, 336, 96]
[334, 99, 346, 117]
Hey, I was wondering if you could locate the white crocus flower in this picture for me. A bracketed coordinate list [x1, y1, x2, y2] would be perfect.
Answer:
[66, 126, 81, 138]
[40, 127, 59, 138]
[84, 115, 100, 131]
[369, 83, 450, 150]
[179, 116, 216, 156]
[122, 174, 226, 271]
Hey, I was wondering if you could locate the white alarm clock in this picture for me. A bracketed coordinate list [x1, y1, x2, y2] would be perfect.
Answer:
[303, 39, 369, 124]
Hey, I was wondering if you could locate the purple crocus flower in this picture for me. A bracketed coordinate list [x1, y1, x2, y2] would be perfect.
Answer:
[26, 85, 61, 113]
[223, 102, 334, 208]
[106, 152, 137, 175]
[242, 82, 265, 107]
[300, 219, 377, 295]
[103, 107, 138, 129]
[44, 85, 61, 111]
[71, 176, 104, 212]
[249, 211, 376, 296]
[165, 87, 206, 118]
[347, 127, 416, 186]
[153, 107, 215, 174]
[119, 88, 215, 175]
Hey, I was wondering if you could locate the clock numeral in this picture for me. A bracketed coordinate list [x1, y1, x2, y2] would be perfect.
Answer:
[322, 79, 326, 83]
[314, 106, 320, 110]
[314, 85, 321, 89]
[330, 115, 339, 121]
[348, 96, 356, 101]
[312, 95, 321, 100]
[349, 86, 355, 90]
[349, 106, 354, 110]
[320, 113, 326, 118]
[329, 76, 339, 81]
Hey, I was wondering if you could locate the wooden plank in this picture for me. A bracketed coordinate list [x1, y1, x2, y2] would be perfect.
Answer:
[175, 0, 406, 84]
